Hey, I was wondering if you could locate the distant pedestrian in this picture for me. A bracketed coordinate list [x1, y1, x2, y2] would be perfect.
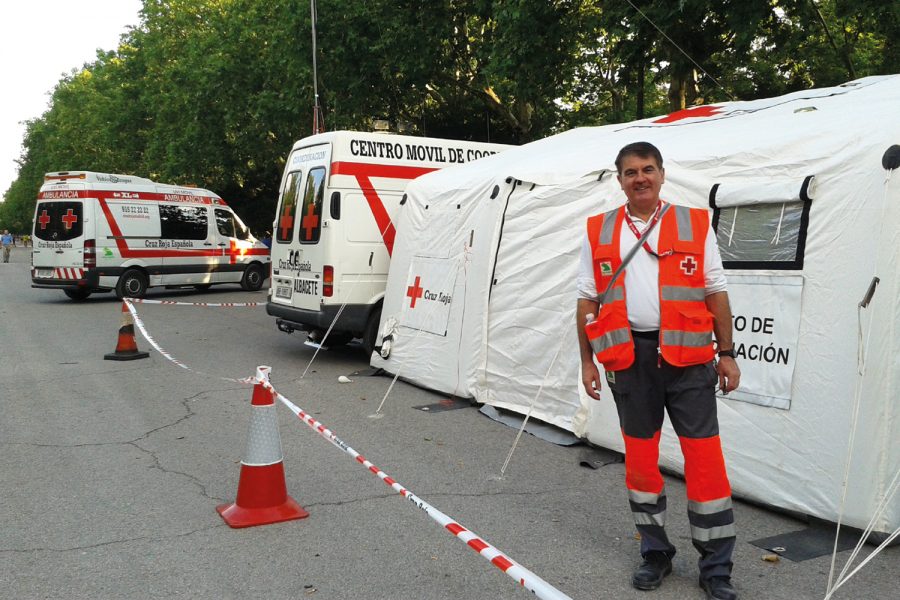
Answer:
[1, 230, 13, 263]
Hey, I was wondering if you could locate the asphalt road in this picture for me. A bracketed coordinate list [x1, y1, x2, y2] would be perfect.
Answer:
[1, 248, 897, 599]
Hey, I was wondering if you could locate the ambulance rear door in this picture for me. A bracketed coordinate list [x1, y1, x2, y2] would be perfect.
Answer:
[270, 143, 331, 313]
[32, 184, 91, 280]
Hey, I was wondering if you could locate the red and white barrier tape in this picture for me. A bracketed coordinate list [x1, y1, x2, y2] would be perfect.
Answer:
[251, 367, 573, 600]
[125, 298, 262, 308]
[118, 301, 571, 599]
[123, 299, 251, 385]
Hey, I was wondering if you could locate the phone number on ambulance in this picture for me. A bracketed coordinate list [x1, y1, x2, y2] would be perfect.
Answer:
[121, 206, 150, 214]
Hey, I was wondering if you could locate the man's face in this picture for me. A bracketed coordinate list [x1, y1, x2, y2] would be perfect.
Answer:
[617, 154, 665, 208]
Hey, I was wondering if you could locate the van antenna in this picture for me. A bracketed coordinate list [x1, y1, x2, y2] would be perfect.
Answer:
[310, 0, 325, 134]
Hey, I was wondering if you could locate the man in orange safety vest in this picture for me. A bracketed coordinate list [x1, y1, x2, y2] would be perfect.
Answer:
[576, 142, 741, 600]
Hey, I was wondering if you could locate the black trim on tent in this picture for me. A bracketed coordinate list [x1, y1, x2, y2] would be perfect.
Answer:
[799, 175, 814, 202]
[488, 179, 519, 301]
[709, 183, 721, 209]
[882, 145, 900, 170]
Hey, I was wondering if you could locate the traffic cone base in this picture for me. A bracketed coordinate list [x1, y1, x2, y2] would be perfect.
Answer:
[105, 302, 149, 360]
[216, 497, 308, 528]
[216, 463, 309, 528]
[218, 368, 308, 528]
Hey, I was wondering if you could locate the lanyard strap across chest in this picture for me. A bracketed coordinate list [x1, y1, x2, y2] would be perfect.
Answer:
[600, 203, 671, 303]
[624, 201, 664, 258]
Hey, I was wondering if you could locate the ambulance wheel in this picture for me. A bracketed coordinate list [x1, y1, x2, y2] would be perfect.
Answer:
[64, 289, 91, 301]
[116, 269, 148, 299]
[241, 264, 265, 291]
[363, 307, 382, 356]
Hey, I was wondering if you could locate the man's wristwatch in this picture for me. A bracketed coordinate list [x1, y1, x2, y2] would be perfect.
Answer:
[718, 348, 736, 358]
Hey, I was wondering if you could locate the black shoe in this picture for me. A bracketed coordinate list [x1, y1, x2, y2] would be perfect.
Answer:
[631, 552, 672, 591]
[699, 576, 737, 600]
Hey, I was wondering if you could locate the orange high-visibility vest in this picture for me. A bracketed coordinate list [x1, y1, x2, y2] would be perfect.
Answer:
[584, 203, 715, 370]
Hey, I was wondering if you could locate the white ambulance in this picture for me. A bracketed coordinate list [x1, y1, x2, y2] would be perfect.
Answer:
[266, 131, 510, 353]
[31, 171, 270, 300]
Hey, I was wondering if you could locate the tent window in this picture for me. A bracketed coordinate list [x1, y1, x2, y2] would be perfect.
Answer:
[710, 176, 813, 270]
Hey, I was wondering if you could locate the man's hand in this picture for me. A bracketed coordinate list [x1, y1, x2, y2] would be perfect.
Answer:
[577, 298, 603, 400]
[582, 360, 602, 400]
[716, 356, 741, 394]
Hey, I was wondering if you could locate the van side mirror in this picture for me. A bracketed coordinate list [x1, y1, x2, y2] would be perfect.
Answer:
[330, 191, 341, 220]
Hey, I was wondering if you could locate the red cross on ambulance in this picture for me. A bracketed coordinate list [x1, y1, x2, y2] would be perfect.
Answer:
[228, 239, 248, 265]
[279, 204, 294, 239]
[680, 256, 698, 276]
[38, 209, 51, 230]
[406, 276, 424, 308]
[301, 202, 318, 240]
[61, 208, 78, 229]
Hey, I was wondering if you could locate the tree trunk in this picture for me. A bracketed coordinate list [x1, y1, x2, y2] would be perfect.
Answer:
[636, 61, 645, 120]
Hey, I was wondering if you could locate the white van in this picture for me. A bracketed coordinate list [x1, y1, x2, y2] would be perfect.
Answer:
[31, 171, 270, 301]
[266, 131, 510, 353]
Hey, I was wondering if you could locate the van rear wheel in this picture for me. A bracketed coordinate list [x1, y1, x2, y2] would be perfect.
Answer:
[64, 289, 91, 301]
[240, 263, 264, 291]
[116, 269, 148, 299]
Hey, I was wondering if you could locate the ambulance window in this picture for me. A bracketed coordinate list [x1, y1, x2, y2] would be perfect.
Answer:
[159, 204, 209, 240]
[34, 201, 83, 241]
[298, 167, 325, 244]
[216, 208, 251, 240]
[232, 213, 250, 240]
[710, 177, 813, 270]
[215, 209, 236, 237]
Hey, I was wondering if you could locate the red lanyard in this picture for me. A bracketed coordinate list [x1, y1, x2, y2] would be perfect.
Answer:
[624, 202, 664, 257]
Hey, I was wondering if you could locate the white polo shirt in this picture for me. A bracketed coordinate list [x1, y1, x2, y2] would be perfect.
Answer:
[577, 203, 727, 331]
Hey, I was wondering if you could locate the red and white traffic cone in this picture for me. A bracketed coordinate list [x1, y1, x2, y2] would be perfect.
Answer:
[217, 367, 308, 528]
[104, 301, 150, 361]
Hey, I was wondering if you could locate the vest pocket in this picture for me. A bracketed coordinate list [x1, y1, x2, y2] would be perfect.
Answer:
[586, 302, 634, 370]
[662, 306, 714, 365]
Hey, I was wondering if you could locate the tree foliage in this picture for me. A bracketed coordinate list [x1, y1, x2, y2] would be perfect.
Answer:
[2, 0, 896, 232]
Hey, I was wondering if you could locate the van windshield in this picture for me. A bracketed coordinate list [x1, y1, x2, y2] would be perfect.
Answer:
[34, 201, 83, 241]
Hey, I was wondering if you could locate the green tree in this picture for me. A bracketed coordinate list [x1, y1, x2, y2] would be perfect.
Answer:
[4, 0, 898, 234]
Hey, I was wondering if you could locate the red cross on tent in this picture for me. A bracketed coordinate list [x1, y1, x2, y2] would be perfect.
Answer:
[653, 105, 723, 124]
[680, 256, 698, 276]
[278, 204, 294, 239]
[406, 276, 424, 308]
[61, 208, 78, 230]
[38, 210, 51, 230]
[301, 202, 318, 240]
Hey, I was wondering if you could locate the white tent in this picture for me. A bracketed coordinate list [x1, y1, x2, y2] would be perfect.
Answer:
[371, 75, 900, 538]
